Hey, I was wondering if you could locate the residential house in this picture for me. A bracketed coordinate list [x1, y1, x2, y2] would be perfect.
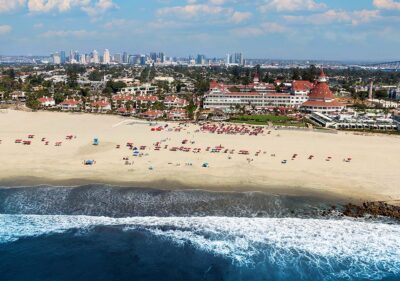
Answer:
[164, 95, 188, 108]
[112, 94, 134, 109]
[167, 109, 188, 120]
[59, 99, 82, 111]
[117, 107, 136, 116]
[38, 97, 56, 107]
[91, 100, 111, 113]
[142, 110, 163, 120]
[11, 91, 26, 102]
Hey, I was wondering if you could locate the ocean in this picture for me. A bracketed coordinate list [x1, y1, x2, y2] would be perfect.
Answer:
[0, 185, 399, 281]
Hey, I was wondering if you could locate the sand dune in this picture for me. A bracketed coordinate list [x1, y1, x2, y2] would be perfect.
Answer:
[0, 110, 399, 202]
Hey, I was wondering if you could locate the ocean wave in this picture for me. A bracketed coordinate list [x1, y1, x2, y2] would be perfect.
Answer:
[1, 214, 399, 280]
[0, 185, 335, 217]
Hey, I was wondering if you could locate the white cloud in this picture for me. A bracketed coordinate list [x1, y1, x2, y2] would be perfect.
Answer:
[231, 22, 287, 37]
[81, 0, 116, 17]
[230, 11, 252, 23]
[0, 0, 25, 13]
[0, 25, 12, 34]
[157, 4, 230, 18]
[259, 0, 327, 12]
[0, 0, 115, 16]
[157, 2, 252, 25]
[284, 9, 381, 25]
[27, 0, 89, 13]
[39, 29, 97, 38]
[373, 0, 400, 9]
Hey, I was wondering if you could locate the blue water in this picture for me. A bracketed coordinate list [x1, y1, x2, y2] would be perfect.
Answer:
[0, 186, 399, 281]
[1, 215, 400, 281]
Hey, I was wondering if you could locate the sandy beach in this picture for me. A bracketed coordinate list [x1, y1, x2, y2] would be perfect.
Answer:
[0, 109, 399, 202]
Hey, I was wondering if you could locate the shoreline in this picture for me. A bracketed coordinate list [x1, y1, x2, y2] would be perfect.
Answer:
[2, 179, 400, 220]
[0, 176, 378, 205]
[1, 110, 399, 206]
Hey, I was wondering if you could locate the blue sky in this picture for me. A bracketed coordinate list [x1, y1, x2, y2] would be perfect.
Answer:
[0, 0, 399, 60]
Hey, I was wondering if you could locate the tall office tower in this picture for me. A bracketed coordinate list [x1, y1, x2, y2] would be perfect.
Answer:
[122, 52, 128, 63]
[226, 54, 232, 65]
[150, 52, 157, 62]
[60, 51, 66, 64]
[52, 52, 61, 64]
[92, 50, 100, 64]
[103, 49, 111, 64]
[234, 53, 244, 65]
[196, 54, 205, 65]
[79, 54, 86, 65]
[85, 54, 91, 64]
[113, 53, 121, 63]
[159, 52, 165, 63]
[74, 51, 80, 62]
[69, 50, 74, 63]
[140, 55, 146, 66]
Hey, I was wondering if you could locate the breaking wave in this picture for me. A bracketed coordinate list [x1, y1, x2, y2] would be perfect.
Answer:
[1, 214, 400, 280]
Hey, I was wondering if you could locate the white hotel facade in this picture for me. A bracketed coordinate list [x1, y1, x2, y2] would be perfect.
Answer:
[203, 80, 310, 110]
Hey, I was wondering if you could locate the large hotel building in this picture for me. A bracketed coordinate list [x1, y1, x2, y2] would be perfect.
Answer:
[203, 70, 344, 114]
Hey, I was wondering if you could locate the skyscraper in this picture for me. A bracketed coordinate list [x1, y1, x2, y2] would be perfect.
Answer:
[122, 52, 128, 64]
[150, 52, 157, 62]
[226, 54, 232, 65]
[113, 53, 121, 63]
[92, 50, 99, 64]
[103, 49, 110, 64]
[234, 53, 244, 65]
[69, 50, 74, 63]
[60, 51, 66, 64]
[196, 54, 205, 65]
[159, 52, 165, 63]
[52, 52, 61, 64]
[79, 54, 86, 65]
[140, 55, 146, 66]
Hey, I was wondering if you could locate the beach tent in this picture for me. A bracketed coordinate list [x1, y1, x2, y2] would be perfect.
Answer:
[93, 138, 99, 146]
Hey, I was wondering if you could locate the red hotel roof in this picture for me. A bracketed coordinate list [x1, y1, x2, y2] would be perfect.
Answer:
[292, 80, 314, 92]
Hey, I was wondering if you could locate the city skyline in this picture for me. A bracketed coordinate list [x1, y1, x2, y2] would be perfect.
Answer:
[0, 0, 400, 60]
[50, 49, 246, 66]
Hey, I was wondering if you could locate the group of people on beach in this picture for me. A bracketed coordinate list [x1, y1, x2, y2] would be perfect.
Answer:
[4, 122, 353, 170]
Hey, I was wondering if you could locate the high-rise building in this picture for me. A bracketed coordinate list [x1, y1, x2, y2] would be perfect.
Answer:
[196, 54, 206, 65]
[150, 52, 157, 62]
[79, 54, 86, 65]
[159, 52, 165, 63]
[122, 52, 128, 64]
[103, 49, 110, 64]
[60, 51, 66, 64]
[140, 55, 147, 66]
[113, 53, 121, 63]
[226, 54, 232, 65]
[85, 54, 91, 64]
[74, 51, 80, 62]
[52, 52, 61, 64]
[234, 53, 244, 65]
[69, 50, 74, 63]
[91, 50, 99, 64]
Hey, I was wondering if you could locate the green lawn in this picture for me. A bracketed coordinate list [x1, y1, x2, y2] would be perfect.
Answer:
[229, 115, 306, 127]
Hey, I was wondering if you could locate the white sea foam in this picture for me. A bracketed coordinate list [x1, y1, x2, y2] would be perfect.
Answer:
[1, 215, 399, 279]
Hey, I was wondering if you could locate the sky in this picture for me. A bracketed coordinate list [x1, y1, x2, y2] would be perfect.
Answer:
[0, 0, 399, 61]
